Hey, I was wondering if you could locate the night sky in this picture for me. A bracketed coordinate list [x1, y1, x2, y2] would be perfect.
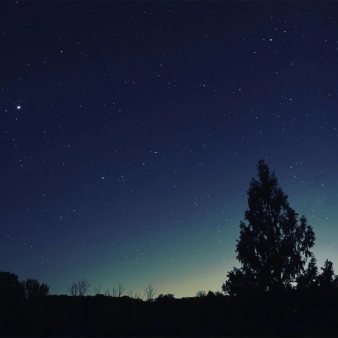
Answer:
[1, 1, 338, 299]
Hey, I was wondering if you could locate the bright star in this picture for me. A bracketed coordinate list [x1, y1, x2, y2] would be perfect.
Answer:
[16, 105, 21, 110]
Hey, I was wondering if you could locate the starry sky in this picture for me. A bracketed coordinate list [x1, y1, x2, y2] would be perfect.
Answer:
[1, 1, 338, 299]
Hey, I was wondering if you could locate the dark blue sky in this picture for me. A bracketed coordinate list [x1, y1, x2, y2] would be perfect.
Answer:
[1, 1, 338, 298]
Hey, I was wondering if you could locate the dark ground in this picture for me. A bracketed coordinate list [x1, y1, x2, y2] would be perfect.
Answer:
[1, 291, 338, 337]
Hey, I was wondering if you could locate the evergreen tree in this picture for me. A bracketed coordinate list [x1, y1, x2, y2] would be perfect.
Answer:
[296, 256, 319, 289]
[222, 160, 316, 296]
[317, 259, 338, 290]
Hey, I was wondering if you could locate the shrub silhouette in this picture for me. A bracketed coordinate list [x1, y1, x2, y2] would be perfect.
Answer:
[195, 290, 206, 297]
[0, 271, 24, 303]
[157, 293, 175, 301]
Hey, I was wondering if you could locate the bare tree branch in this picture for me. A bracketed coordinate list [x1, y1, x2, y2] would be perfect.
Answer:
[118, 283, 125, 297]
[68, 282, 78, 296]
[144, 284, 157, 302]
[111, 286, 117, 297]
[68, 279, 90, 296]
[128, 290, 142, 300]
[78, 279, 90, 296]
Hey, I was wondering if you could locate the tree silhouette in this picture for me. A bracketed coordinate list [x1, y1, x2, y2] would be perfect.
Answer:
[104, 289, 111, 297]
[68, 282, 79, 296]
[295, 256, 319, 290]
[117, 283, 125, 297]
[144, 284, 157, 301]
[206, 290, 216, 298]
[106, 283, 125, 297]
[128, 290, 143, 300]
[0, 271, 24, 303]
[222, 267, 256, 297]
[317, 259, 338, 290]
[222, 160, 316, 296]
[68, 279, 90, 296]
[21, 278, 49, 299]
[195, 290, 206, 297]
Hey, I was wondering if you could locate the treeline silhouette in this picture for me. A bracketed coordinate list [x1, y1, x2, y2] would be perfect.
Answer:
[1, 160, 338, 337]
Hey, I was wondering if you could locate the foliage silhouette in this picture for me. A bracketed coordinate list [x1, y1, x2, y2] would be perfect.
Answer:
[206, 290, 223, 298]
[157, 293, 175, 301]
[3, 267, 338, 336]
[21, 278, 49, 299]
[222, 160, 316, 296]
[213, 291, 224, 297]
[195, 290, 207, 297]
[317, 259, 338, 290]
[3, 160, 338, 336]
[295, 256, 319, 290]
[0, 271, 24, 303]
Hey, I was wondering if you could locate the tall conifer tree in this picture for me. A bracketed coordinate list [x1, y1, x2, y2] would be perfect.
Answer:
[222, 160, 316, 296]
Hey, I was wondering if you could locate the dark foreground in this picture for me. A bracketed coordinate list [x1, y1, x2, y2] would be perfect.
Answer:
[1, 291, 338, 337]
